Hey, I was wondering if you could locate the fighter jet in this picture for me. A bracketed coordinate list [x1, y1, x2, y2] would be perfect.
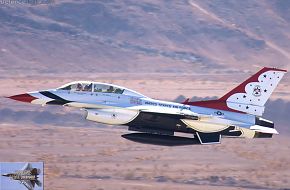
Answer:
[1, 163, 42, 190]
[8, 67, 287, 145]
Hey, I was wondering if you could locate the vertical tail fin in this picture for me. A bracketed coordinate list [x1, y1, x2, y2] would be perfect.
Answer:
[184, 67, 287, 116]
[219, 67, 287, 115]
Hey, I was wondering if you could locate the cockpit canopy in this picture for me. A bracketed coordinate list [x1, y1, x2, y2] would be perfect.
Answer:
[57, 81, 146, 98]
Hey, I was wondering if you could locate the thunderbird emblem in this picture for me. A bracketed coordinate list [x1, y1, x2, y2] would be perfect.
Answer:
[253, 85, 262, 97]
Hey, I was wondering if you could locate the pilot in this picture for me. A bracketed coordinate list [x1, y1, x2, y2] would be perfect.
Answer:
[107, 86, 114, 93]
[115, 88, 122, 94]
[76, 83, 83, 91]
[84, 83, 92, 92]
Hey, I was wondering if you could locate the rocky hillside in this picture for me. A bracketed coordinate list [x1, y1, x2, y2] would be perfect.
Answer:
[0, 0, 290, 76]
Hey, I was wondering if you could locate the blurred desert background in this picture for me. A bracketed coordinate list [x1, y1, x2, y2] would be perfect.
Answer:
[0, 0, 290, 190]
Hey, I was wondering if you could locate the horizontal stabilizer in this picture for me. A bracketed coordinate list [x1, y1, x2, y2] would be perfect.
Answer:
[250, 125, 278, 134]
[196, 132, 221, 144]
[35, 179, 42, 187]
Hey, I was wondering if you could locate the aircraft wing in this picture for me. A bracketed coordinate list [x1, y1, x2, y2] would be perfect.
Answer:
[127, 106, 229, 144]
[128, 105, 214, 119]
[20, 180, 35, 190]
[21, 163, 32, 171]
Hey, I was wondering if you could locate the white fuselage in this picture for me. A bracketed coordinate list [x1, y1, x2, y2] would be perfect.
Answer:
[9, 67, 286, 144]
[31, 88, 256, 130]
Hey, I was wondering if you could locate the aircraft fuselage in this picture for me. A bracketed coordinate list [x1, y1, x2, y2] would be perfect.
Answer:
[20, 87, 270, 139]
[9, 67, 286, 145]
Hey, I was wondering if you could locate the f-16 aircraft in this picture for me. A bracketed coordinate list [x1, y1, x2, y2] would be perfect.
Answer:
[1, 163, 42, 190]
[8, 67, 287, 145]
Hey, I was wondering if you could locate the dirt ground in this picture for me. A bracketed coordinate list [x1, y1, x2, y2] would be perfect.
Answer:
[0, 74, 289, 190]
[0, 123, 290, 190]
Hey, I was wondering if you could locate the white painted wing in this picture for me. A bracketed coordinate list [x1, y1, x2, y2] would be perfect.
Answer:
[128, 105, 214, 119]
[128, 105, 196, 116]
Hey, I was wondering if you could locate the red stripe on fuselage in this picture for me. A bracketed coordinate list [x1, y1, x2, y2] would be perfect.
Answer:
[183, 100, 245, 114]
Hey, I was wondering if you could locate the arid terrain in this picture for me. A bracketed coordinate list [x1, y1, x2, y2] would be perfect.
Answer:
[1, 0, 290, 189]
[0, 76, 290, 190]
[1, 122, 290, 190]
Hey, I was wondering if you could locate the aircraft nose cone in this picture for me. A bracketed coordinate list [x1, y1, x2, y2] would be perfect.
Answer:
[7, 93, 37, 103]
[2, 174, 9, 177]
